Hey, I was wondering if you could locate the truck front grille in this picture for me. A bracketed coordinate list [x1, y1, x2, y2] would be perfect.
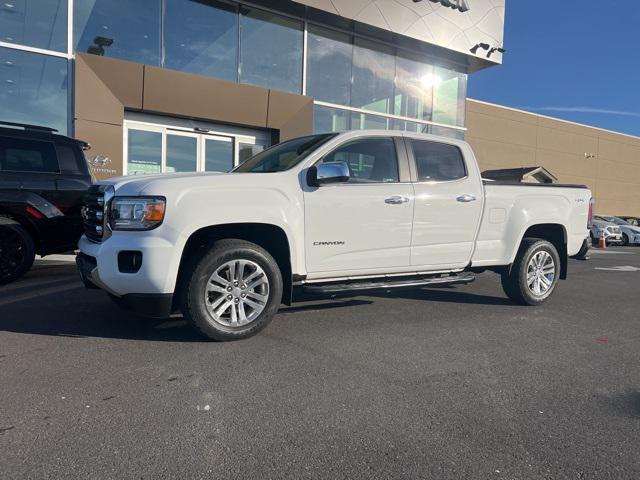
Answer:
[82, 185, 113, 243]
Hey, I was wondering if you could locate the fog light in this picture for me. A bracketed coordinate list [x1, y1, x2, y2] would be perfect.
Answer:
[118, 251, 143, 273]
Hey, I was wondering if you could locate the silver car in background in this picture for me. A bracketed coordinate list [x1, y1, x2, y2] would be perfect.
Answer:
[590, 217, 623, 246]
[595, 215, 640, 246]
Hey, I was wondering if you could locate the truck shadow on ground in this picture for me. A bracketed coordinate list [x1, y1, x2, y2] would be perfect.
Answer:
[0, 268, 512, 341]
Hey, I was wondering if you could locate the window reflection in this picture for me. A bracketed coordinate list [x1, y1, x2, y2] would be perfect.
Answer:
[166, 135, 198, 172]
[205, 137, 234, 172]
[394, 53, 434, 122]
[0, 47, 68, 134]
[0, 0, 67, 52]
[351, 38, 395, 114]
[432, 67, 467, 127]
[306, 25, 352, 105]
[240, 7, 302, 93]
[314, 105, 349, 133]
[164, 0, 238, 81]
[74, 0, 161, 65]
[127, 130, 162, 175]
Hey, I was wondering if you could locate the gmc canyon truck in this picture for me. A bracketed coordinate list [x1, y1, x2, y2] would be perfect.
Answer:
[77, 131, 592, 340]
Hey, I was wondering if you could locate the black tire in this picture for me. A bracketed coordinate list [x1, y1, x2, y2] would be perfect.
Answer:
[0, 222, 35, 285]
[621, 233, 629, 246]
[501, 238, 561, 306]
[180, 239, 283, 341]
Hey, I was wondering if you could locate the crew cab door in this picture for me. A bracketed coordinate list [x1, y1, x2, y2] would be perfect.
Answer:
[407, 138, 483, 269]
[304, 136, 413, 275]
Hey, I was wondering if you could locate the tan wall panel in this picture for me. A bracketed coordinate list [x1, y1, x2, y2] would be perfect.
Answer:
[536, 126, 599, 157]
[594, 179, 640, 204]
[143, 66, 270, 128]
[466, 136, 537, 170]
[75, 119, 123, 180]
[535, 148, 596, 178]
[597, 157, 640, 184]
[77, 54, 143, 110]
[598, 130, 640, 148]
[466, 110, 537, 147]
[266, 90, 314, 140]
[466, 101, 537, 124]
[598, 138, 640, 165]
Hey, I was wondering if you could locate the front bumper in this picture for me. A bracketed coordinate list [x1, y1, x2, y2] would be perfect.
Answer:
[76, 252, 174, 318]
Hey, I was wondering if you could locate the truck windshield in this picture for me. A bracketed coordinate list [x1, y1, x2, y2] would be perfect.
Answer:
[233, 133, 336, 173]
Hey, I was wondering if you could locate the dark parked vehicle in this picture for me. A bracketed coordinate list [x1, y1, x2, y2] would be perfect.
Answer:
[0, 121, 92, 284]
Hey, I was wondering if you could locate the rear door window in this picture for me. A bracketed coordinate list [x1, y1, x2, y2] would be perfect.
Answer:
[0, 137, 59, 173]
[410, 139, 466, 182]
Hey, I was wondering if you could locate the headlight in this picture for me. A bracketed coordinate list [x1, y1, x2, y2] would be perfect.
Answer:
[109, 197, 166, 231]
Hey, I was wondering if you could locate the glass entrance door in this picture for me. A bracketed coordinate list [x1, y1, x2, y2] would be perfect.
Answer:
[123, 115, 270, 175]
[204, 135, 233, 172]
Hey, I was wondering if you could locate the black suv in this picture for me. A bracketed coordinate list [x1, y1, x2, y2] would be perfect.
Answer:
[0, 121, 92, 284]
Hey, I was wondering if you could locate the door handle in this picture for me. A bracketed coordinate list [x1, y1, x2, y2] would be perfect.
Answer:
[385, 195, 410, 205]
[456, 194, 476, 203]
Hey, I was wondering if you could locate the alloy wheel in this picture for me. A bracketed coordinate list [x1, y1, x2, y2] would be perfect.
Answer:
[204, 259, 269, 328]
[526, 250, 556, 296]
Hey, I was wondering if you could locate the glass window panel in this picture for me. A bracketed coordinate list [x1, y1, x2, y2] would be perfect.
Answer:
[430, 124, 465, 140]
[411, 139, 467, 182]
[432, 67, 467, 127]
[238, 142, 266, 164]
[350, 112, 389, 130]
[166, 135, 197, 172]
[127, 129, 161, 175]
[0, 48, 68, 134]
[323, 138, 398, 183]
[205, 137, 233, 172]
[240, 7, 302, 93]
[314, 105, 349, 133]
[0, 0, 67, 52]
[164, 0, 238, 81]
[74, 0, 161, 65]
[306, 25, 352, 105]
[394, 53, 434, 121]
[351, 38, 395, 114]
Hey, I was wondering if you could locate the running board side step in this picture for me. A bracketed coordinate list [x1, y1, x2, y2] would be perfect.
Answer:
[301, 273, 475, 295]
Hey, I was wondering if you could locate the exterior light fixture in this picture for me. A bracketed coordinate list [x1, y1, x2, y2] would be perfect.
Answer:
[470, 43, 490, 54]
[487, 47, 506, 58]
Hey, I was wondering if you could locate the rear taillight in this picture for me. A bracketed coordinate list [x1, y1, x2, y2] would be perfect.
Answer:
[588, 198, 594, 228]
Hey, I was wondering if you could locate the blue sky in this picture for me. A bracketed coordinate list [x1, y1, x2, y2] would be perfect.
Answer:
[467, 1, 640, 137]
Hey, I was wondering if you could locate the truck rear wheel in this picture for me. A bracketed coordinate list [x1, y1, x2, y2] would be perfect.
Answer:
[180, 239, 283, 341]
[0, 222, 35, 285]
[501, 238, 560, 306]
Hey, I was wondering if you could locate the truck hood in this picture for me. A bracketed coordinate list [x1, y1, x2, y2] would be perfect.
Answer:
[99, 172, 225, 194]
[98, 171, 291, 196]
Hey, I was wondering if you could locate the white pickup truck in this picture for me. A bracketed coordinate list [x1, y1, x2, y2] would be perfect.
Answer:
[77, 130, 592, 340]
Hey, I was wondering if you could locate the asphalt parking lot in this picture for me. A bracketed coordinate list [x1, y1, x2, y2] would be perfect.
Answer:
[1, 248, 639, 479]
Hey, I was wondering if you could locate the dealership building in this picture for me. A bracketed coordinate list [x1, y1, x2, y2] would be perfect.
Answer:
[1, 0, 639, 214]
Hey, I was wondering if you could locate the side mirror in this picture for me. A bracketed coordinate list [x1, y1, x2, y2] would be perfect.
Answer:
[308, 161, 350, 187]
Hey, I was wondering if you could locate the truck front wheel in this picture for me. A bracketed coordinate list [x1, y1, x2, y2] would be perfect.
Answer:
[501, 238, 560, 306]
[180, 239, 283, 341]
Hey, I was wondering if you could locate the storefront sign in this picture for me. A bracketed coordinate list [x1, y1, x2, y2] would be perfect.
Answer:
[429, 0, 470, 12]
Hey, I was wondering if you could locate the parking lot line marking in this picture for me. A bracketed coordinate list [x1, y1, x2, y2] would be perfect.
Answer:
[589, 250, 635, 254]
[595, 266, 640, 272]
